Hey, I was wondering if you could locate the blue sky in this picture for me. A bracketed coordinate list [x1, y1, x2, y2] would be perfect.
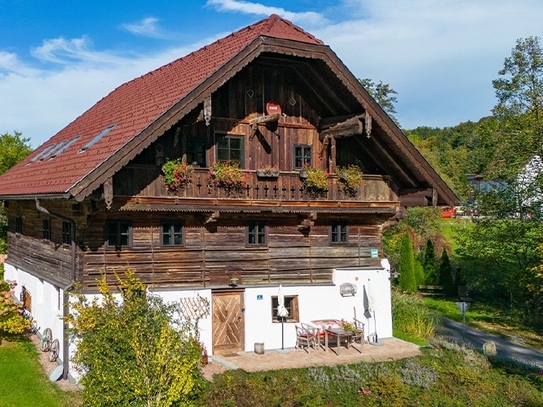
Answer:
[1, 0, 542, 148]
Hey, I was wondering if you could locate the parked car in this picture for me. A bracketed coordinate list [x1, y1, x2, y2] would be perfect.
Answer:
[441, 206, 456, 218]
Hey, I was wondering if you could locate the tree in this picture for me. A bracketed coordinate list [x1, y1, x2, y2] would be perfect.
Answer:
[493, 36, 543, 121]
[358, 78, 398, 122]
[423, 240, 437, 285]
[438, 250, 455, 296]
[66, 269, 206, 407]
[491, 36, 543, 179]
[398, 233, 417, 293]
[0, 131, 32, 254]
[0, 131, 32, 175]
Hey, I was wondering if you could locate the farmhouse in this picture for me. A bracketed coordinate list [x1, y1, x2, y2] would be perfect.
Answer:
[0, 15, 456, 380]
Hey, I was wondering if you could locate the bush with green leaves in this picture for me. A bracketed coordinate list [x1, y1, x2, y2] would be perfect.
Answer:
[0, 272, 30, 341]
[67, 269, 206, 407]
[398, 233, 417, 292]
[392, 289, 440, 340]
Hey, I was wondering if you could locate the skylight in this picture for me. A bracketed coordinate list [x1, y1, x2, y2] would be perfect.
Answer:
[80, 124, 116, 152]
[50, 136, 80, 158]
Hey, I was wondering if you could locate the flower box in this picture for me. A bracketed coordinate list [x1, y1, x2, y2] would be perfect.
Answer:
[256, 169, 280, 178]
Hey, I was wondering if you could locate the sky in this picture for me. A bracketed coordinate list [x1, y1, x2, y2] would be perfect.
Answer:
[0, 0, 542, 149]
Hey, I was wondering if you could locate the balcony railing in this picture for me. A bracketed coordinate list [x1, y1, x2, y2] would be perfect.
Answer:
[117, 166, 395, 203]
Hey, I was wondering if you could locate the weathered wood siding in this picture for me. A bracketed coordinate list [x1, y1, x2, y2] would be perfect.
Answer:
[79, 211, 384, 290]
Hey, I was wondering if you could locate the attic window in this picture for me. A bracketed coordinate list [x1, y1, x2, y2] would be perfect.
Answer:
[80, 124, 116, 152]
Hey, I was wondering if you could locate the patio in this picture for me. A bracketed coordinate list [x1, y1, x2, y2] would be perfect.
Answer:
[207, 337, 421, 374]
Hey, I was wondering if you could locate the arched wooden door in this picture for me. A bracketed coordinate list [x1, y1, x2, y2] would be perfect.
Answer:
[212, 289, 245, 355]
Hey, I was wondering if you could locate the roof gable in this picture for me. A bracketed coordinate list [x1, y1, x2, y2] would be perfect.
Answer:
[0, 14, 457, 206]
[0, 14, 322, 198]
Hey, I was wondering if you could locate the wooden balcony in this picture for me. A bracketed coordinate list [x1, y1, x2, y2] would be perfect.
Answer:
[116, 165, 398, 207]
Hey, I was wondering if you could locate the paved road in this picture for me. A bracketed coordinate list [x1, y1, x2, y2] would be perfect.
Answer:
[437, 317, 543, 369]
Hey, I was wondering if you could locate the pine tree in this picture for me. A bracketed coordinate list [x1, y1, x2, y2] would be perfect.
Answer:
[398, 233, 417, 292]
[423, 239, 437, 284]
[438, 250, 455, 296]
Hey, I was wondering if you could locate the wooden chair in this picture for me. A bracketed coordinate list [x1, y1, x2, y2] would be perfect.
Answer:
[301, 322, 320, 349]
[350, 318, 365, 352]
[295, 324, 318, 351]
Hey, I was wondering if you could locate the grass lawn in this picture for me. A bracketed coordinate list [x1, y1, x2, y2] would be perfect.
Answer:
[0, 338, 81, 407]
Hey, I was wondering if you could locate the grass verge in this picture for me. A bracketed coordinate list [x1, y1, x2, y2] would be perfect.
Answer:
[0, 338, 81, 407]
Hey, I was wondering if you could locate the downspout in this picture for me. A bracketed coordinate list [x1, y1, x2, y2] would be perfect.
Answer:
[35, 197, 76, 381]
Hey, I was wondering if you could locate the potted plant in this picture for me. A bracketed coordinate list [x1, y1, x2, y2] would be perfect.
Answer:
[303, 167, 329, 197]
[256, 165, 280, 178]
[209, 161, 248, 190]
[162, 159, 193, 193]
[338, 165, 363, 196]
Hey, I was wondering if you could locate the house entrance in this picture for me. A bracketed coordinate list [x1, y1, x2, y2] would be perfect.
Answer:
[212, 289, 245, 355]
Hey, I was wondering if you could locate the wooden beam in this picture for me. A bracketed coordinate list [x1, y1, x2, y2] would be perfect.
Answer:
[320, 116, 363, 140]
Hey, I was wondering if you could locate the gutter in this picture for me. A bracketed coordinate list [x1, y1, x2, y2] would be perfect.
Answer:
[35, 197, 76, 381]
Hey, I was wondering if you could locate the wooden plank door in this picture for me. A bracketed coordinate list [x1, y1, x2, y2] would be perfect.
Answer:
[212, 290, 245, 355]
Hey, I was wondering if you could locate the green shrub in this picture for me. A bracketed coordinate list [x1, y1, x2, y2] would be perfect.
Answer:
[392, 290, 440, 340]
[67, 269, 206, 407]
[398, 233, 417, 292]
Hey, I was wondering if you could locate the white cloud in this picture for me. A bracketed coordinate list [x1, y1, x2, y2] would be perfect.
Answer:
[0, 41, 201, 148]
[205, 0, 327, 25]
[30, 36, 132, 66]
[122, 17, 167, 39]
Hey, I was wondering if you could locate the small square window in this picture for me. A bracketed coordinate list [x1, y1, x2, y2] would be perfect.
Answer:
[106, 221, 131, 249]
[331, 222, 348, 244]
[43, 219, 51, 241]
[161, 221, 184, 246]
[294, 145, 312, 169]
[271, 295, 299, 323]
[247, 222, 266, 245]
[62, 221, 72, 245]
[216, 134, 244, 167]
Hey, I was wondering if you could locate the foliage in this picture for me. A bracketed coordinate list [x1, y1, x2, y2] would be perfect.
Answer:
[456, 215, 543, 314]
[438, 250, 455, 296]
[163, 159, 193, 193]
[0, 132, 32, 254]
[337, 165, 363, 196]
[493, 36, 543, 119]
[423, 240, 437, 284]
[413, 258, 425, 287]
[0, 131, 32, 175]
[391, 289, 440, 340]
[199, 337, 543, 406]
[66, 269, 206, 407]
[398, 233, 417, 292]
[0, 339, 81, 406]
[0, 277, 30, 340]
[358, 78, 399, 123]
[302, 167, 329, 197]
[209, 161, 247, 190]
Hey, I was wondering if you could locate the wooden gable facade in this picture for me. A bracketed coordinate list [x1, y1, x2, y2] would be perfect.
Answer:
[0, 15, 456, 367]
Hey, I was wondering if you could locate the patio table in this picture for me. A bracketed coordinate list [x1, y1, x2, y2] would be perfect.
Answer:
[324, 328, 353, 356]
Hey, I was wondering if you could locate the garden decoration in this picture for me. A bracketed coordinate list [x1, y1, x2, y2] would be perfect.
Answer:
[338, 165, 363, 196]
[303, 167, 329, 197]
[210, 161, 248, 191]
[162, 159, 193, 193]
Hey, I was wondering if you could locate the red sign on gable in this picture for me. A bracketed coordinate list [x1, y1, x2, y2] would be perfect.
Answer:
[266, 102, 282, 115]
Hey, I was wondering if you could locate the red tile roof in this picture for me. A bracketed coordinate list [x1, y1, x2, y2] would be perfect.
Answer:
[0, 14, 323, 198]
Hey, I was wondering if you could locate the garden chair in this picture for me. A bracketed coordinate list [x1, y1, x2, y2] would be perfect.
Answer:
[295, 324, 318, 351]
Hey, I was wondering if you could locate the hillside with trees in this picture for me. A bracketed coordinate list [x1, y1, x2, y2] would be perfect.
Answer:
[384, 36, 543, 330]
